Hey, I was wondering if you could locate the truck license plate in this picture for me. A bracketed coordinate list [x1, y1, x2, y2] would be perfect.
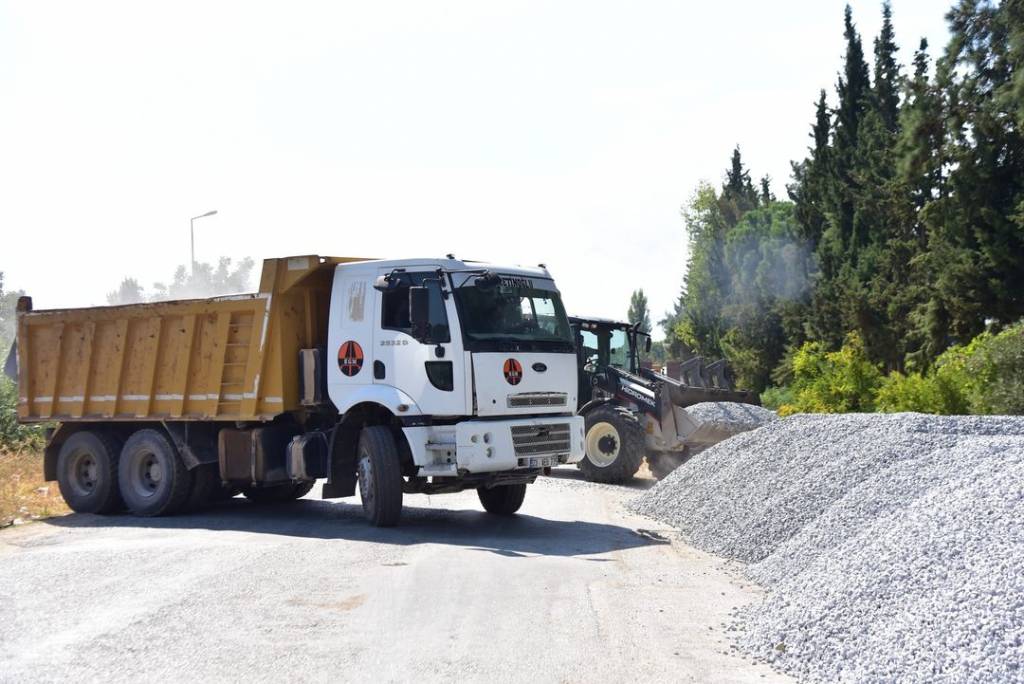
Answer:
[527, 456, 556, 468]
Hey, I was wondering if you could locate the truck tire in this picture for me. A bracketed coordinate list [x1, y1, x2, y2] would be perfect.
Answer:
[242, 480, 315, 504]
[356, 426, 403, 527]
[478, 483, 527, 515]
[118, 429, 191, 517]
[183, 462, 219, 512]
[578, 405, 645, 484]
[56, 430, 123, 514]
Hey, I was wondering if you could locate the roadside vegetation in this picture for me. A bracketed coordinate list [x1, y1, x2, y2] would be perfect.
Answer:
[761, 322, 1024, 416]
[0, 449, 67, 528]
[660, 1, 1024, 415]
[1, 366, 55, 527]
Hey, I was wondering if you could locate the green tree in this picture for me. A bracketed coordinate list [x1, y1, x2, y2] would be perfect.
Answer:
[106, 277, 146, 306]
[912, 0, 1024, 356]
[627, 289, 651, 333]
[106, 258, 256, 306]
[151, 257, 255, 301]
[872, 2, 901, 133]
[0, 273, 25, 352]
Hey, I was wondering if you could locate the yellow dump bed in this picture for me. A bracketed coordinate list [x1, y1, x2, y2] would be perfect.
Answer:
[15, 255, 362, 423]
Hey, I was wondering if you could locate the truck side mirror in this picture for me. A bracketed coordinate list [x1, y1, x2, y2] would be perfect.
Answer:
[409, 286, 431, 341]
[373, 274, 395, 292]
[646, 336, 652, 353]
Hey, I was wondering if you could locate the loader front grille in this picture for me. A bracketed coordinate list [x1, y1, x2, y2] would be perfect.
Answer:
[510, 423, 571, 457]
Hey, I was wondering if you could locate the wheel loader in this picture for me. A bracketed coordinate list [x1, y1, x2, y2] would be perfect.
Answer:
[569, 316, 760, 483]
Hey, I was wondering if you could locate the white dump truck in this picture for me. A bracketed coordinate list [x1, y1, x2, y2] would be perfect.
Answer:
[12, 255, 585, 526]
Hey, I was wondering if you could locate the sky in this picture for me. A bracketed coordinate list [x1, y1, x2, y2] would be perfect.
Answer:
[1, 1, 951, 338]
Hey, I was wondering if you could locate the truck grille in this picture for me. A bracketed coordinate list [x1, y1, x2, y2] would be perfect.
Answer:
[510, 423, 571, 456]
[507, 392, 568, 408]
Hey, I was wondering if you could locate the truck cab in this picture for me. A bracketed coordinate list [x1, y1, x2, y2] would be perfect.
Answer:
[326, 258, 585, 495]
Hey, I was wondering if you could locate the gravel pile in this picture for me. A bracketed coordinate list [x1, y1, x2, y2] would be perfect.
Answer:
[682, 401, 776, 446]
[685, 401, 777, 432]
[630, 413, 1024, 682]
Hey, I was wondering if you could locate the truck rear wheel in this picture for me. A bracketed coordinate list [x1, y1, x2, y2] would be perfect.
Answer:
[578, 405, 645, 484]
[118, 429, 191, 517]
[242, 480, 315, 504]
[478, 483, 527, 515]
[56, 431, 123, 514]
[356, 426, 403, 527]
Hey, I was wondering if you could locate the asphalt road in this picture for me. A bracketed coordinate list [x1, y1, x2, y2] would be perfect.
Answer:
[0, 470, 786, 683]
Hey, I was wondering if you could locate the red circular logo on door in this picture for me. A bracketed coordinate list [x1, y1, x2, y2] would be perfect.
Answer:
[503, 358, 523, 385]
[338, 340, 364, 377]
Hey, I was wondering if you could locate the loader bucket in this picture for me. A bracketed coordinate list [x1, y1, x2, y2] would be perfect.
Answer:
[642, 367, 759, 409]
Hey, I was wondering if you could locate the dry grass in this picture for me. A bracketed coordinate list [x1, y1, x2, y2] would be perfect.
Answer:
[0, 449, 68, 528]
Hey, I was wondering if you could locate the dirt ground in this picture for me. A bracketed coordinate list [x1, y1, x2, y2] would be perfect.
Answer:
[0, 451, 68, 528]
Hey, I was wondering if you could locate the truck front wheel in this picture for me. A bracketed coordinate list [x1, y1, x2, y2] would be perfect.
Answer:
[356, 426, 403, 527]
[56, 431, 123, 514]
[578, 405, 645, 484]
[118, 429, 191, 517]
[478, 483, 527, 515]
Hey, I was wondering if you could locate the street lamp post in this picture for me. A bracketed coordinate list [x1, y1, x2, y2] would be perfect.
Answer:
[190, 210, 218, 275]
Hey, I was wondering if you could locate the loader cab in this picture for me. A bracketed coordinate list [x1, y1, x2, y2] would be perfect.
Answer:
[569, 317, 650, 406]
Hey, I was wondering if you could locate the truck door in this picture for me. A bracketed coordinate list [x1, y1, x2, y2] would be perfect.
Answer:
[327, 269, 374, 413]
[373, 268, 468, 416]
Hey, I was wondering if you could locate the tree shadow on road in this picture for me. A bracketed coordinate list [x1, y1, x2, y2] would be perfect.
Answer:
[43, 496, 670, 558]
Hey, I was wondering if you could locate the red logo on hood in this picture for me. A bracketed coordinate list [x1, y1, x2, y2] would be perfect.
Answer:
[503, 358, 523, 385]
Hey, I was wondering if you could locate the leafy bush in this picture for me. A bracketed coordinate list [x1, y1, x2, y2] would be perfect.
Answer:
[760, 385, 796, 411]
[776, 333, 882, 416]
[959, 322, 1024, 414]
[774, 322, 1024, 416]
[875, 370, 967, 414]
[0, 377, 44, 451]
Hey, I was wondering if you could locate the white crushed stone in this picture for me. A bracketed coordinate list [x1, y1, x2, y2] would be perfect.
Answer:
[682, 401, 777, 446]
[685, 401, 777, 432]
[629, 413, 1024, 683]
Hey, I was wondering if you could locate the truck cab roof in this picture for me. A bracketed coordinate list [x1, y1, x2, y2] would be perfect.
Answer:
[335, 256, 553, 280]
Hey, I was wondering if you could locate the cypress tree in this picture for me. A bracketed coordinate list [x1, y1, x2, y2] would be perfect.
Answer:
[873, 2, 901, 133]
[832, 4, 871, 251]
[760, 176, 775, 204]
[628, 289, 652, 333]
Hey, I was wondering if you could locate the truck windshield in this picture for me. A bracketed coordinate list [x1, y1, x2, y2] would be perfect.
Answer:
[455, 281, 574, 352]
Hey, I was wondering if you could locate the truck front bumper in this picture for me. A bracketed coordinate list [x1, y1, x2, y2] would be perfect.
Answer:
[403, 415, 585, 476]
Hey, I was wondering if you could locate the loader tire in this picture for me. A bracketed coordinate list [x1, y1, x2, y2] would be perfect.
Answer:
[578, 405, 645, 484]
[119, 429, 191, 517]
[242, 480, 315, 504]
[356, 426, 404, 527]
[478, 483, 527, 515]
[56, 430, 123, 514]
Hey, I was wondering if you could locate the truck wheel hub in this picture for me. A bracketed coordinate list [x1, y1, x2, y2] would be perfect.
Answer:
[70, 453, 98, 494]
